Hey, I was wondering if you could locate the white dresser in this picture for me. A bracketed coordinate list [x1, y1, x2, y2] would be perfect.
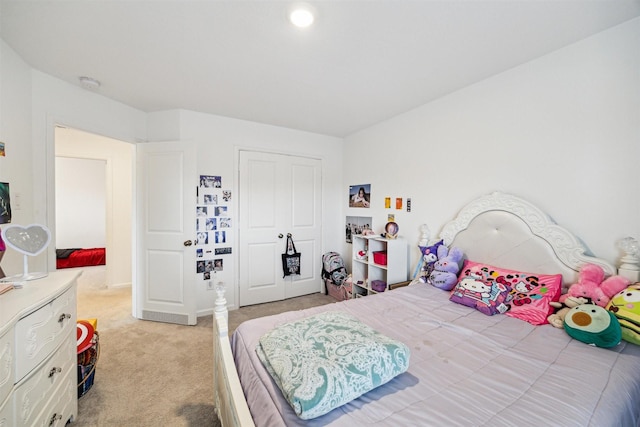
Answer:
[0, 270, 80, 427]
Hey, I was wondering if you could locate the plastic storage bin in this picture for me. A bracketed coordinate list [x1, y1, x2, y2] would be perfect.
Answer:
[373, 251, 388, 265]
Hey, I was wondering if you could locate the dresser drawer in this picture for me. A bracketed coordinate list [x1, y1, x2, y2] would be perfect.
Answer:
[14, 334, 75, 426]
[32, 365, 76, 427]
[0, 330, 13, 406]
[0, 392, 14, 427]
[14, 287, 76, 384]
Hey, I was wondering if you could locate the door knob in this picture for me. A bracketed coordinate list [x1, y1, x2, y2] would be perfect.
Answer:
[184, 240, 193, 246]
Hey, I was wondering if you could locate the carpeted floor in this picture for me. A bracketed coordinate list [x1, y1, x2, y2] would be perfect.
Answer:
[74, 267, 335, 426]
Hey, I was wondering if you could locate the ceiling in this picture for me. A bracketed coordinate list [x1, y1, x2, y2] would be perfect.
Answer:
[1, 1, 639, 138]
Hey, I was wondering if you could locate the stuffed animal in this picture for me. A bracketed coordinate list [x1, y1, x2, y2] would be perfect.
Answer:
[606, 284, 640, 345]
[418, 239, 444, 283]
[562, 263, 630, 308]
[564, 303, 622, 348]
[547, 296, 590, 328]
[428, 245, 464, 291]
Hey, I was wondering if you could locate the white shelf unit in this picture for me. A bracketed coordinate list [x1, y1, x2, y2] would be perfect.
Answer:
[351, 235, 408, 298]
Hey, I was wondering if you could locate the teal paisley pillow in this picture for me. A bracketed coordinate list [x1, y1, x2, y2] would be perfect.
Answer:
[256, 311, 410, 420]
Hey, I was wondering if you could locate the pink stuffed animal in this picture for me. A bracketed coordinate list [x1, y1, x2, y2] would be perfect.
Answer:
[562, 263, 631, 308]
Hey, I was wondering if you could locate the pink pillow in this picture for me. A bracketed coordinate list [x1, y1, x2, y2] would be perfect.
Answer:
[452, 260, 562, 325]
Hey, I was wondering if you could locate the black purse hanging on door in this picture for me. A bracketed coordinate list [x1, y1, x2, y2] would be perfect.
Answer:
[282, 234, 301, 278]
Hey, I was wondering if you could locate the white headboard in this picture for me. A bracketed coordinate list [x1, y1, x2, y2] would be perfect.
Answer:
[438, 192, 615, 286]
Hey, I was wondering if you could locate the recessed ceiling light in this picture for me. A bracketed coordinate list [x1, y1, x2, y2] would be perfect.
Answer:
[78, 76, 101, 91]
[289, 4, 315, 28]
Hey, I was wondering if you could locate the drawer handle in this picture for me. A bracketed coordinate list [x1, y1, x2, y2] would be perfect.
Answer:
[49, 413, 62, 426]
[48, 367, 62, 378]
[58, 313, 71, 323]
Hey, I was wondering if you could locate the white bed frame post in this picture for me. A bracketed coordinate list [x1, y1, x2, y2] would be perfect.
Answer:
[213, 284, 256, 427]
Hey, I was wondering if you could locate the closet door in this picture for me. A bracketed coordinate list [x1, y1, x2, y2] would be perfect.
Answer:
[239, 151, 322, 306]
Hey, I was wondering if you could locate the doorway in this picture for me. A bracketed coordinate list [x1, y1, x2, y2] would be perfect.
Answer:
[54, 126, 133, 307]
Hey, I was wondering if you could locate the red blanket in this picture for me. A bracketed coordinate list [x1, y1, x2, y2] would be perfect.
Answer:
[56, 248, 106, 269]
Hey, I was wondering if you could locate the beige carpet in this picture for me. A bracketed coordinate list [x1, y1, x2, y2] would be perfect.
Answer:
[74, 270, 335, 426]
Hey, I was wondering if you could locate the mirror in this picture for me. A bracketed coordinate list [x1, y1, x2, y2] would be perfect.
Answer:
[1, 223, 51, 281]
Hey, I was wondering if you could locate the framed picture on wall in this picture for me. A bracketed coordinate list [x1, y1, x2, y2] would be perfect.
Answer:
[349, 184, 371, 208]
[0, 182, 11, 224]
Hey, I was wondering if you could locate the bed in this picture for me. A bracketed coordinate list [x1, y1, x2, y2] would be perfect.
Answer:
[56, 247, 106, 269]
[213, 192, 640, 427]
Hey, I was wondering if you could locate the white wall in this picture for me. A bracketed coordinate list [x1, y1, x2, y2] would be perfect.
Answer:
[0, 40, 36, 274]
[148, 110, 344, 314]
[30, 71, 147, 279]
[55, 156, 106, 248]
[344, 18, 640, 273]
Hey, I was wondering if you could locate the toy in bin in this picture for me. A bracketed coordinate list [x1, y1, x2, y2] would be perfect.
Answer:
[77, 319, 100, 398]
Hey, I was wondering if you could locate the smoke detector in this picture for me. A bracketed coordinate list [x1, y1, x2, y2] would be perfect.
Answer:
[78, 76, 101, 91]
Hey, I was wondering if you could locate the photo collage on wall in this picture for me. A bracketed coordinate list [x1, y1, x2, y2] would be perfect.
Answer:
[196, 175, 232, 281]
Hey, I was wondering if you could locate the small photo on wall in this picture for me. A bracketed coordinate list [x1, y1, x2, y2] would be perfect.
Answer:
[200, 175, 222, 188]
[349, 184, 371, 208]
[204, 194, 218, 205]
[215, 231, 226, 244]
[196, 232, 209, 245]
[196, 206, 208, 217]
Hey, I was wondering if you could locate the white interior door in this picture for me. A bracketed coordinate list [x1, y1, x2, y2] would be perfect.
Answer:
[239, 151, 322, 306]
[135, 141, 197, 325]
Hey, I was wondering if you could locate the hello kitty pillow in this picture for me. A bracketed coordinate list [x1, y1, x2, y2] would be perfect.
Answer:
[450, 260, 563, 324]
[449, 265, 511, 316]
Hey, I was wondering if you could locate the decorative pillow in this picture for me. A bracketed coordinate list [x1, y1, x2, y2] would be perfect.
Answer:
[564, 304, 622, 348]
[450, 260, 562, 324]
[450, 264, 512, 316]
[257, 311, 410, 420]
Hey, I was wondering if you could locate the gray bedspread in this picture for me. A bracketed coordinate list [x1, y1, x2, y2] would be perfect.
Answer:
[231, 283, 640, 427]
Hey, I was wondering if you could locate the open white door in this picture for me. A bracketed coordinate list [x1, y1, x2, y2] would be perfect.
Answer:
[239, 151, 322, 306]
[134, 141, 197, 325]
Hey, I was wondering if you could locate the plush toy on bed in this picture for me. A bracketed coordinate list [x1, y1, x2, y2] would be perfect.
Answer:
[606, 284, 640, 345]
[562, 263, 631, 308]
[428, 245, 464, 291]
[563, 303, 622, 348]
[418, 239, 444, 283]
[547, 296, 590, 328]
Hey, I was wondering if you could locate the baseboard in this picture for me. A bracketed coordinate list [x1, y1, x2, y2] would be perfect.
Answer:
[108, 282, 132, 289]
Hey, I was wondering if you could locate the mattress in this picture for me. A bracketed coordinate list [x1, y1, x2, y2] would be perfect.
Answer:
[231, 283, 640, 426]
